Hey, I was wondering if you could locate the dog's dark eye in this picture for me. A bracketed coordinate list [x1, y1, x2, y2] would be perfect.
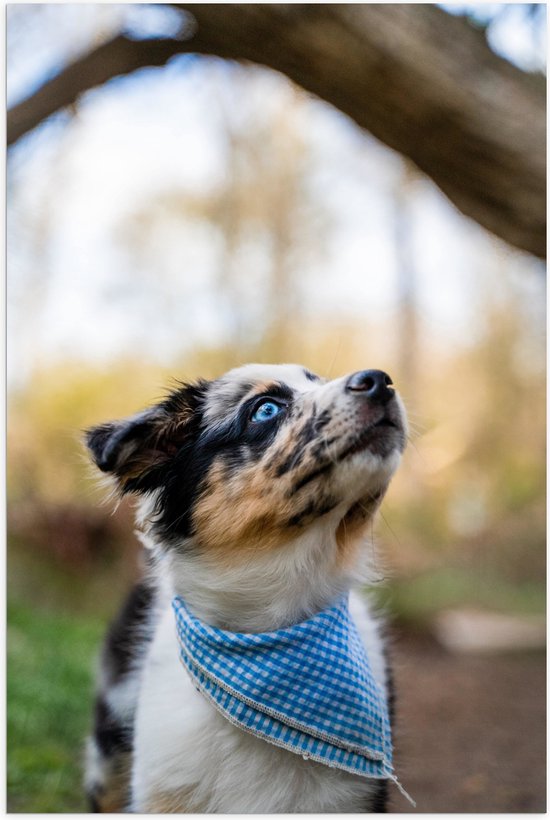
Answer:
[250, 400, 284, 423]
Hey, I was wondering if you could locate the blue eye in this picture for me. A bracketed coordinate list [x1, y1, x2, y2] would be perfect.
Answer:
[251, 401, 283, 423]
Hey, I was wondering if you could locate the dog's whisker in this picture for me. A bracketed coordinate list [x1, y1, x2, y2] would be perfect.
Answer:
[326, 335, 344, 379]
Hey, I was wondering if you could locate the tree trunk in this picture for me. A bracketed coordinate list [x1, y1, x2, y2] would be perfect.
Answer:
[7, 4, 546, 258]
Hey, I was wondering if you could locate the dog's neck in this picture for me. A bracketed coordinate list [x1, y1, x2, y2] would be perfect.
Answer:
[147, 514, 379, 633]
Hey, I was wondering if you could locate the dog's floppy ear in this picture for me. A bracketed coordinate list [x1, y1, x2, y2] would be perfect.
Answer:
[85, 381, 206, 493]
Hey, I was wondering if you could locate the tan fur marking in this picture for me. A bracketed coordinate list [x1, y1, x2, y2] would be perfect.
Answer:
[94, 752, 131, 813]
[143, 787, 207, 813]
[192, 459, 303, 561]
[247, 381, 278, 398]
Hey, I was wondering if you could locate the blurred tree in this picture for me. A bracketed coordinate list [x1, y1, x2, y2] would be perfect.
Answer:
[114, 70, 329, 361]
[392, 162, 420, 403]
[386, 251, 545, 582]
[7, 4, 545, 258]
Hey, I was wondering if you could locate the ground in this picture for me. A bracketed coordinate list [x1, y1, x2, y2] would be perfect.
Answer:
[388, 628, 546, 813]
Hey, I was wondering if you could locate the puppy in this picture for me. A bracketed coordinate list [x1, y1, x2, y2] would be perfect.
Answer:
[84, 363, 407, 813]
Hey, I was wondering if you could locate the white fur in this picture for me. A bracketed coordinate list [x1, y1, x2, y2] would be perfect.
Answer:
[104, 675, 142, 725]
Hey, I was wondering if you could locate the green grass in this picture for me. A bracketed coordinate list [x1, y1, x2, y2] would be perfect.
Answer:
[7, 600, 106, 813]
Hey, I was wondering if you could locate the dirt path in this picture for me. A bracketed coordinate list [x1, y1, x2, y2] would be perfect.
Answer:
[388, 630, 546, 813]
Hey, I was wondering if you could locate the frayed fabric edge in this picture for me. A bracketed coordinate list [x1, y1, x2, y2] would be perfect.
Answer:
[177, 650, 416, 806]
[388, 772, 416, 807]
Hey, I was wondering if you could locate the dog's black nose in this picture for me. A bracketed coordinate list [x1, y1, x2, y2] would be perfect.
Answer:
[346, 370, 394, 403]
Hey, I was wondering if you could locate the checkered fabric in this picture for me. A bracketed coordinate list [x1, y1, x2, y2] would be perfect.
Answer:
[173, 595, 403, 787]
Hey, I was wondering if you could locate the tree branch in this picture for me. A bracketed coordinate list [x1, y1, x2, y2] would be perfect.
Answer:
[7, 34, 184, 146]
[7, 4, 546, 258]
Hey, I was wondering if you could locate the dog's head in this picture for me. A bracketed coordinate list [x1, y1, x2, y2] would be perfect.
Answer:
[86, 363, 406, 568]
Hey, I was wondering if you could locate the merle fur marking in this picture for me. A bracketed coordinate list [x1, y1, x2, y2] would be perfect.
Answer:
[273, 414, 320, 477]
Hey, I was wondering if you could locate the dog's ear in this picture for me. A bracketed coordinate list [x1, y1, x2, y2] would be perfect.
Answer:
[85, 381, 206, 493]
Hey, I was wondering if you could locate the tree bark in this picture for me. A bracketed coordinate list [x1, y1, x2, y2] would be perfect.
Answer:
[7, 4, 546, 258]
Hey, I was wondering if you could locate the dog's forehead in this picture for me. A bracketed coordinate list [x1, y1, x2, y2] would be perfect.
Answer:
[203, 363, 324, 421]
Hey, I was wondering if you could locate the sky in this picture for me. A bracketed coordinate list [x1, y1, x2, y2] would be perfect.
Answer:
[6, 4, 546, 385]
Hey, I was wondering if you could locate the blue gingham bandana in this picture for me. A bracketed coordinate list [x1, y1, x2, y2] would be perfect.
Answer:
[173, 595, 412, 801]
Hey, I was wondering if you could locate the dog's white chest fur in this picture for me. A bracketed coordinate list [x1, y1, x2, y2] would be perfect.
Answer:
[131, 591, 387, 813]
